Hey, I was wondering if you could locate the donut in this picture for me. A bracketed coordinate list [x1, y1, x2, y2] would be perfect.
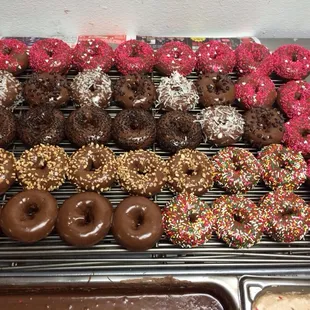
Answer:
[0, 38, 28, 75]
[112, 109, 156, 150]
[23, 73, 70, 108]
[0, 107, 16, 148]
[235, 74, 277, 109]
[156, 111, 202, 153]
[112, 196, 163, 251]
[306, 159, 310, 187]
[162, 193, 214, 248]
[56, 192, 113, 246]
[235, 41, 273, 76]
[157, 71, 199, 111]
[65, 105, 112, 147]
[273, 44, 310, 80]
[155, 41, 196, 76]
[17, 105, 65, 146]
[117, 149, 167, 196]
[258, 144, 307, 190]
[243, 107, 285, 148]
[167, 149, 215, 196]
[196, 106, 244, 146]
[29, 38, 72, 74]
[114, 40, 155, 75]
[72, 38, 114, 72]
[0, 149, 16, 195]
[260, 190, 310, 242]
[212, 195, 265, 248]
[67, 143, 117, 192]
[195, 41, 236, 74]
[282, 115, 310, 158]
[196, 73, 235, 107]
[0, 190, 58, 243]
[16, 144, 68, 191]
[0, 70, 22, 109]
[113, 74, 156, 110]
[71, 68, 112, 108]
[213, 147, 261, 193]
[277, 80, 310, 118]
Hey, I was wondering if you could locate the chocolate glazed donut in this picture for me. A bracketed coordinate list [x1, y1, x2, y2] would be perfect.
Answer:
[0, 190, 58, 243]
[112, 196, 163, 251]
[0, 107, 16, 148]
[56, 192, 113, 246]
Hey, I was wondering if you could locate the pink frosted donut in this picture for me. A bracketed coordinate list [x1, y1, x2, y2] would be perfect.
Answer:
[195, 41, 236, 74]
[155, 41, 196, 76]
[235, 41, 273, 76]
[277, 80, 310, 118]
[114, 40, 155, 75]
[235, 74, 277, 109]
[273, 44, 310, 80]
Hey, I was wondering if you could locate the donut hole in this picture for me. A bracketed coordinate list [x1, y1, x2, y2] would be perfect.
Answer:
[2, 47, 12, 55]
[189, 213, 198, 223]
[77, 205, 94, 226]
[36, 157, 47, 170]
[292, 53, 298, 62]
[186, 169, 195, 176]
[233, 213, 243, 223]
[45, 49, 54, 57]
[281, 209, 295, 217]
[129, 45, 140, 57]
[89, 84, 96, 92]
[129, 119, 141, 130]
[173, 51, 181, 59]
[301, 129, 310, 137]
[86, 158, 100, 171]
[134, 162, 147, 175]
[295, 92, 302, 100]
[24, 204, 39, 220]
[135, 212, 144, 229]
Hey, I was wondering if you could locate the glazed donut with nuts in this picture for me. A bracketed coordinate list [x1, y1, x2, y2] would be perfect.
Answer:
[0, 149, 16, 195]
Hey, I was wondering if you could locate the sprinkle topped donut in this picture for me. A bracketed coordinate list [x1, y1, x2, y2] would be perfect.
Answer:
[307, 160, 310, 186]
[155, 41, 196, 76]
[0, 149, 16, 195]
[0, 70, 22, 109]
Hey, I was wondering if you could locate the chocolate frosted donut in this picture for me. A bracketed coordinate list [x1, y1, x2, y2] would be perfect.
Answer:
[18, 105, 65, 146]
[0, 149, 16, 195]
[0, 190, 58, 243]
[156, 111, 202, 153]
[244, 107, 285, 148]
[112, 196, 163, 251]
[0, 107, 16, 148]
[65, 105, 112, 147]
[196, 73, 235, 107]
[112, 109, 156, 150]
[0, 70, 22, 109]
[56, 192, 113, 246]
[23, 73, 70, 108]
[114, 74, 156, 109]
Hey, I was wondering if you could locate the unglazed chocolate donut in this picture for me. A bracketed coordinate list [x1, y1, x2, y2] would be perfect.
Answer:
[56, 192, 113, 246]
[0, 149, 16, 195]
[112, 196, 163, 251]
[0, 70, 22, 109]
[0, 107, 16, 148]
[0, 190, 58, 243]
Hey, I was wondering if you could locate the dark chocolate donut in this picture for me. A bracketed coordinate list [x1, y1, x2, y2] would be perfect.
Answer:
[56, 192, 113, 246]
[0, 149, 16, 195]
[65, 105, 112, 147]
[18, 105, 65, 146]
[114, 74, 156, 109]
[156, 111, 202, 153]
[112, 109, 156, 150]
[0, 70, 22, 109]
[0, 107, 16, 148]
[0, 190, 58, 243]
[112, 196, 163, 251]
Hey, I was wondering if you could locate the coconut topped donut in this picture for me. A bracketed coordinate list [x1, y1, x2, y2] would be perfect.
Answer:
[0, 70, 22, 109]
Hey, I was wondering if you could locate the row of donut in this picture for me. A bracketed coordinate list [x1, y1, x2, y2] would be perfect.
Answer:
[1, 189, 309, 250]
[1, 143, 310, 197]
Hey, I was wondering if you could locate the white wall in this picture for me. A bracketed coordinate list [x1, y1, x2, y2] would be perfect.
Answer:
[2, 0, 310, 38]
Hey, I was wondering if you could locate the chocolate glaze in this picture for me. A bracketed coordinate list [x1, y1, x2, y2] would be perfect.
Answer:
[0, 149, 16, 195]
[112, 196, 163, 251]
[0, 106, 16, 148]
[0, 190, 58, 242]
[56, 192, 113, 246]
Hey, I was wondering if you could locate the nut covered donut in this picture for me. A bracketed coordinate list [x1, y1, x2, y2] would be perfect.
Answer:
[16, 144, 68, 191]
[163, 193, 214, 248]
[0, 70, 22, 109]
[67, 144, 117, 193]
[212, 195, 266, 248]
[258, 144, 307, 190]
[168, 149, 215, 196]
[57, 192, 113, 246]
[306, 159, 310, 187]
[112, 196, 163, 251]
[117, 150, 167, 196]
[155, 41, 196, 76]
[0, 149, 16, 195]
[0, 190, 58, 243]
[213, 147, 261, 193]
[0, 107, 16, 148]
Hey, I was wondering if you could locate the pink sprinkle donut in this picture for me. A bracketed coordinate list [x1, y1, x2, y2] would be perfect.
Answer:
[29, 38, 72, 74]
[0, 39, 28, 76]
[235, 41, 273, 76]
[235, 74, 277, 109]
[195, 41, 236, 74]
[72, 39, 114, 72]
[283, 115, 310, 158]
[273, 44, 310, 80]
[277, 80, 310, 118]
[155, 41, 196, 76]
[114, 40, 155, 75]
